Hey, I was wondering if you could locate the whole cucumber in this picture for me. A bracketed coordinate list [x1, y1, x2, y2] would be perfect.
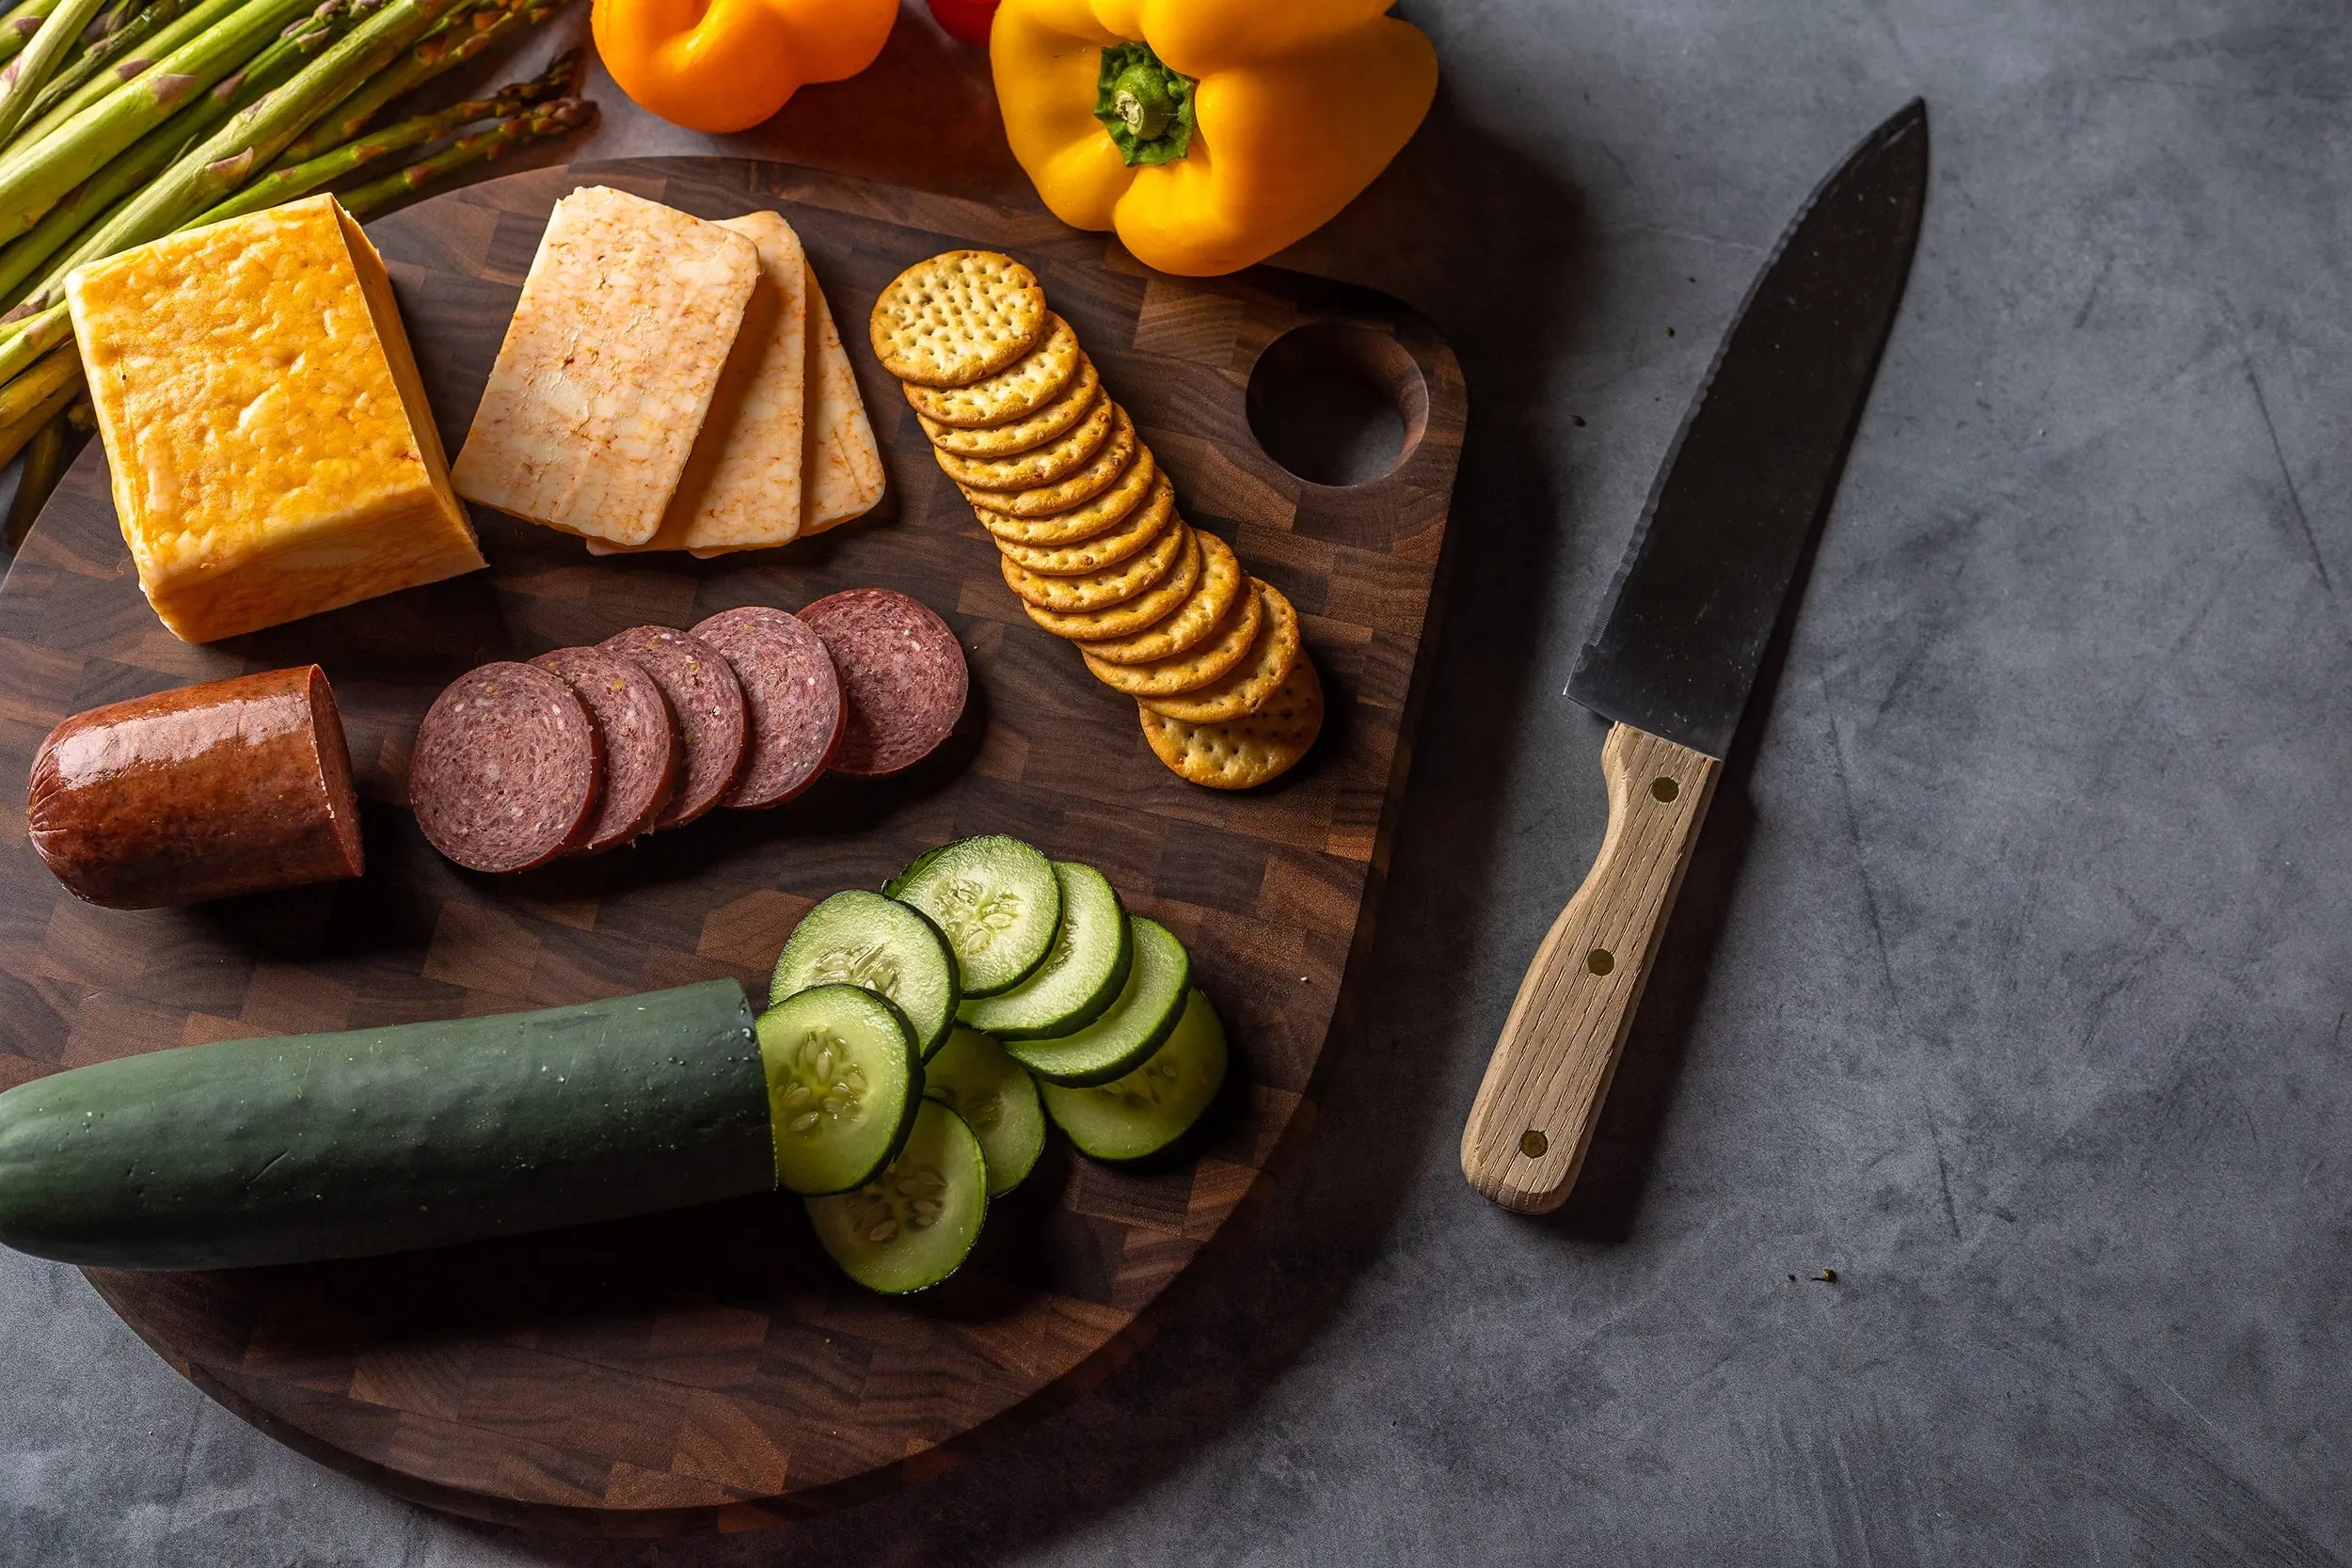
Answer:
[0, 980, 773, 1270]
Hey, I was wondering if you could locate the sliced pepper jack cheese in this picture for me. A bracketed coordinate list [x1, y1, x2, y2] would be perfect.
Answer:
[450, 185, 759, 547]
[586, 211, 884, 559]
[801, 261, 886, 537]
[65, 194, 483, 645]
[589, 210, 810, 558]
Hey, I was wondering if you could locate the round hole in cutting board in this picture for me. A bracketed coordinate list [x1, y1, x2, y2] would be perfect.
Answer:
[1587, 949, 1614, 975]
[1245, 320, 1428, 486]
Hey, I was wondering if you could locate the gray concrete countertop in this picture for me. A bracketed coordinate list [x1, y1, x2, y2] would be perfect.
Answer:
[6, 2, 2347, 1563]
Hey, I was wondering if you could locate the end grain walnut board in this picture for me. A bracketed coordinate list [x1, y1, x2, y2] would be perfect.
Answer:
[0, 157, 1462, 1531]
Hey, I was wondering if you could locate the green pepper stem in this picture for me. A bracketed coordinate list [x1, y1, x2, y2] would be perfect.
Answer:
[1109, 60, 1174, 141]
[1094, 40, 1195, 168]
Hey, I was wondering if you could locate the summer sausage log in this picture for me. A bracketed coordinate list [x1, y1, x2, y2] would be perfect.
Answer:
[26, 665, 364, 910]
[690, 607, 843, 808]
[531, 645, 677, 853]
[798, 590, 968, 776]
[409, 662, 600, 874]
[598, 626, 747, 828]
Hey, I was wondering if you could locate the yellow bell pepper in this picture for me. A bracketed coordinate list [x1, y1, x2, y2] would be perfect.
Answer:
[991, 0, 1438, 277]
[592, 0, 897, 135]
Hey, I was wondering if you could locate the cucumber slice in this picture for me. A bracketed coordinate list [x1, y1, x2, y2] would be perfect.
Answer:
[755, 986, 920, 1196]
[805, 1099, 987, 1293]
[958, 862, 1130, 1039]
[882, 844, 946, 898]
[1004, 917, 1190, 1085]
[889, 836, 1061, 998]
[923, 1026, 1045, 1196]
[771, 890, 959, 1060]
[1041, 989, 1229, 1162]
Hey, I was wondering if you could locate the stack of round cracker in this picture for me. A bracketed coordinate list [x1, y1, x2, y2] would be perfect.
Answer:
[869, 250, 1323, 791]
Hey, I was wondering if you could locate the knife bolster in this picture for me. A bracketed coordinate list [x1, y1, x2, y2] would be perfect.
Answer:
[1460, 722, 1720, 1212]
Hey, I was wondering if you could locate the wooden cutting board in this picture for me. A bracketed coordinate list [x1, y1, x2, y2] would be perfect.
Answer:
[0, 156, 1462, 1531]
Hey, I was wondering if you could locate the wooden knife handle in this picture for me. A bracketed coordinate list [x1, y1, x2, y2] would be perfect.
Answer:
[1461, 722, 1721, 1212]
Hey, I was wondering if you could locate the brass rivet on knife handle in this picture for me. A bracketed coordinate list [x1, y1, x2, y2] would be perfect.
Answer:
[1461, 723, 1719, 1212]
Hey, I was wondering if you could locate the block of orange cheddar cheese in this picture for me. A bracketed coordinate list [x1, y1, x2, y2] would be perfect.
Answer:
[66, 194, 483, 644]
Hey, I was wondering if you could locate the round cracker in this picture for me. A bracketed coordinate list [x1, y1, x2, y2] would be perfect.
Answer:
[1075, 528, 1245, 664]
[937, 388, 1115, 491]
[904, 315, 1080, 427]
[1138, 579, 1302, 722]
[1083, 573, 1263, 696]
[1001, 515, 1187, 611]
[920, 356, 1101, 456]
[870, 250, 1047, 387]
[962, 405, 1138, 518]
[995, 472, 1177, 576]
[1022, 528, 1201, 641]
[1139, 657, 1324, 791]
[977, 445, 1159, 547]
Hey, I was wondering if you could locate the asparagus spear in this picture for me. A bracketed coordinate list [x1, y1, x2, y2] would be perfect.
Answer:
[0, 385, 73, 479]
[321, 0, 549, 121]
[0, 0, 325, 246]
[0, 78, 574, 494]
[0, 294, 62, 379]
[2, 398, 76, 543]
[336, 93, 590, 215]
[73, 0, 138, 54]
[20, 0, 195, 132]
[266, 0, 504, 158]
[36, 0, 469, 283]
[0, 0, 362, 311]
[0, 0, 117, 146]
[0, 337, 76, 452]
[268, 0, 563, 166]
[13, 0, 250, 147]
[195, 44, 575, 223]
[0, 0, 65, 67]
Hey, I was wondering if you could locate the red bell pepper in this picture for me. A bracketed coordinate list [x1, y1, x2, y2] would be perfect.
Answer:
[926, 0, 994, 47]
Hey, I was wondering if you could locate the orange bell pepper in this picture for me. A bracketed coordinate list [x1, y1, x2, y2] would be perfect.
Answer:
[991, 0, 1438, 276]
[592, 0, 898, 135]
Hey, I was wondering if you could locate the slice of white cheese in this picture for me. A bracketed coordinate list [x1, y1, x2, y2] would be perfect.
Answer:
[799, 265, 885, 536]
[591, 211, 809, 558]
[590, 212, 884, 558]
[450, 185, 758, 547]
[681, 212, 808, 554]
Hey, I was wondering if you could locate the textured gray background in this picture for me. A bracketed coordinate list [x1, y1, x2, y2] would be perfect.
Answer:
[6, 0, 2349, 1562]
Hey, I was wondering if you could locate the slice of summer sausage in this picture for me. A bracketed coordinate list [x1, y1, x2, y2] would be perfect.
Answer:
[532, 645, 678, 854]
[598, 626, 747, 829]
[690, 607, 844, 808]
[26, 665, 364, 910]
[798, 589, 969, 777]
[410, 661, 600, 874]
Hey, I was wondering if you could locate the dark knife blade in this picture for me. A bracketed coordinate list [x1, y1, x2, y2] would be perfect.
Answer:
[1566, 100, 1929, 758]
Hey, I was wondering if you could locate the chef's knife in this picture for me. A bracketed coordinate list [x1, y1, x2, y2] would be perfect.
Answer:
[1461, 101, 1930, 1213]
